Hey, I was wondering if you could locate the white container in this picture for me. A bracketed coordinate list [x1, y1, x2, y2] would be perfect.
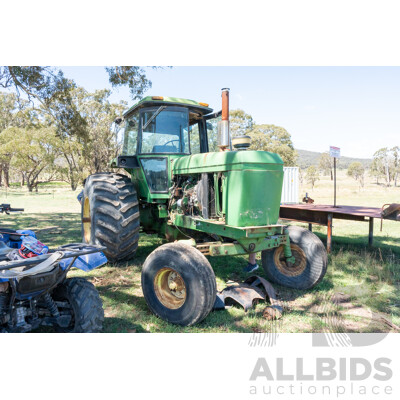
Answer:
[281, 167, 299, 204]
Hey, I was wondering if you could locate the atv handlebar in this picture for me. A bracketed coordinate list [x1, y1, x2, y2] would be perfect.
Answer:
[0, 203, 24, 214]
[0, 204, 24, 214]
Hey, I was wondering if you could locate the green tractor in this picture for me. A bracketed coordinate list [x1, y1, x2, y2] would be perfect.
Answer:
[81, 89, 327, 326]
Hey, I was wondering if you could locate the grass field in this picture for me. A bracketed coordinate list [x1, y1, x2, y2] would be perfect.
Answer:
[1, 171, 399, 333]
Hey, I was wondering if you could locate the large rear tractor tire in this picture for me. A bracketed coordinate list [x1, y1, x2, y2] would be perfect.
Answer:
[262, 226, 328, 290]
[141, 242, 217, 326]
[81, 172, 140, 263]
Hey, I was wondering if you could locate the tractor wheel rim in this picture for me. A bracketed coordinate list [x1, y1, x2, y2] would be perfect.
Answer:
[274, 244, 307, 277]
[154, 268, 187, 309]
[82, 197, 91, 243]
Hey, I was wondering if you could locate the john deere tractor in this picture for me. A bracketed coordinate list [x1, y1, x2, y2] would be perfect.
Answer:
[81, 89, 327, 326]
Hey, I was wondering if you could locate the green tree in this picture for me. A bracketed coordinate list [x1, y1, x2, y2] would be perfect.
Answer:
[347, 161, 365, 188]
[55, 137, 87, 191]
[106, 66, 155, 100]
[0, 92, 37, 187]
[2, 127, 61, 191]
[305, 165, 319, 189]
[371, 147, 399, 187]
[0, 66, 154, 103]
[0, 66, 156, 153]
[369, 157, 383, 184]
[84, 90, 127, 173]
[318, 152, 334, 180]
[229, 109, 254, 137]
[41, 87, 127, 189]
[391, 146, 400, 186]
[247, 124, 297, 166]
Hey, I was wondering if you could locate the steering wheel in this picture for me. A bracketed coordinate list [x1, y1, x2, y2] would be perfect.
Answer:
[163, 139, 180, 148]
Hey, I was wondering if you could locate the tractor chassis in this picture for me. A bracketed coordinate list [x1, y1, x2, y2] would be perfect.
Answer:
[171, 214, 293, 260]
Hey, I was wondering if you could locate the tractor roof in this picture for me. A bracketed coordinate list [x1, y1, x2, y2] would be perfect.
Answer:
[123, 96, 214, 118]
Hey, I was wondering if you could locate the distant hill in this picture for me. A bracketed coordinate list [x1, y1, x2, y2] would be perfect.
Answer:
[296, 149, 372, 169]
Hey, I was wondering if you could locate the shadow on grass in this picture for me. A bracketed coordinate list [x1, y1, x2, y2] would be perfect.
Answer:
[1, 212, 82, 247]
[313, 230, 400, 256]
[97, 281, 258, 333]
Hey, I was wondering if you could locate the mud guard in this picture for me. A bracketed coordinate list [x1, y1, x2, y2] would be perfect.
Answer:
[57, 244, 108, 271]
[213, 275, 283, 319]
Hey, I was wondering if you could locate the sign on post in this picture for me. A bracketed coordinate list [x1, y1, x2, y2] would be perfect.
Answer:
[330, 146, 340, 207]
[329, 146, 341, 158]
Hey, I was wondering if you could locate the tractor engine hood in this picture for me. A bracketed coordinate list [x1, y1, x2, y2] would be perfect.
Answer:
[172, 150, 283, 174]
[172, 151, 284, 227]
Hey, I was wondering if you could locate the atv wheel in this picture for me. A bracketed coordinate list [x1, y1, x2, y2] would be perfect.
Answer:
[52, 278, 104, 333]
[82, 172, 140, 262]
[141, 242, 216, 326]
[262, 226, 328, 290]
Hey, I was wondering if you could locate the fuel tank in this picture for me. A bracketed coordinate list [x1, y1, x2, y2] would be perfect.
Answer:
[172, 151, 284, 227]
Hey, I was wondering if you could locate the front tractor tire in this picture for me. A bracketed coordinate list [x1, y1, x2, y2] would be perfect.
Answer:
[262, 226, 328, 290]
[82, 172, 140, 263]
[141, 243, 217, 326]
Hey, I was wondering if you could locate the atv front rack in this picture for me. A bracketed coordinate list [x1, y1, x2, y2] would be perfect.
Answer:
[0, 244, 106, 272]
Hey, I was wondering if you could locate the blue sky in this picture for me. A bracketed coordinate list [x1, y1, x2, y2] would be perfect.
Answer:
[61, 67, 400, 159]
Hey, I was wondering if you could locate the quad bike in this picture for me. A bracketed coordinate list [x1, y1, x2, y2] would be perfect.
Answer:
[0, 204, 106, 333]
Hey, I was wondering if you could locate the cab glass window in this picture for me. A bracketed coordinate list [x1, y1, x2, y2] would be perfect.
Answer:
[206, 116, 221, 152]
[122, 112, 139, 155]
[140, 106, 189, 154]
[140, 158, 168, 193]
[189, 122, 201, 154]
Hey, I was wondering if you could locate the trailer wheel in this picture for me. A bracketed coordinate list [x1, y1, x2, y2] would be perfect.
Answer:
[262, 226, 327, 290]
[81, 172, 140, 262]
[141, 242, 216, 326]
[52, 278, 104, 333]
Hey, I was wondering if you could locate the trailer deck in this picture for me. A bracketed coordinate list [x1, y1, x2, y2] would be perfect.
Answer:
[279, 204, 386, 252]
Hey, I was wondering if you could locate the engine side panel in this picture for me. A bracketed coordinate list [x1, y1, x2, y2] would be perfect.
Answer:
[171, 151, 284, 228]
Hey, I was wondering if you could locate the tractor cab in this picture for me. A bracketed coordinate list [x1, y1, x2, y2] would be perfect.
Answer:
[120, 96, 216, 156]
[115, 96, 220, 201]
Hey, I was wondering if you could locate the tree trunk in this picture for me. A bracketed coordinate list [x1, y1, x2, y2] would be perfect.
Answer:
[385, 161, 390, 187]
[3, 164, 9, 188]
[70, 172, 77, 191]
[330, 169, 333, 181]
[21, 173, 25, 186]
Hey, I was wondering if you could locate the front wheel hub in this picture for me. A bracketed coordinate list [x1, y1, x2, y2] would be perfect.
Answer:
[274, 244, 307, 277]
[154, 268, 187, 309]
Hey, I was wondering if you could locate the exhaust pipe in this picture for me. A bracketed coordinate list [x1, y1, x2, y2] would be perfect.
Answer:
[217, 88, 231, 151]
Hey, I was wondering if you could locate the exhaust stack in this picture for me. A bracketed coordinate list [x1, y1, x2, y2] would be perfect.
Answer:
[217, 88, 231, 151]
